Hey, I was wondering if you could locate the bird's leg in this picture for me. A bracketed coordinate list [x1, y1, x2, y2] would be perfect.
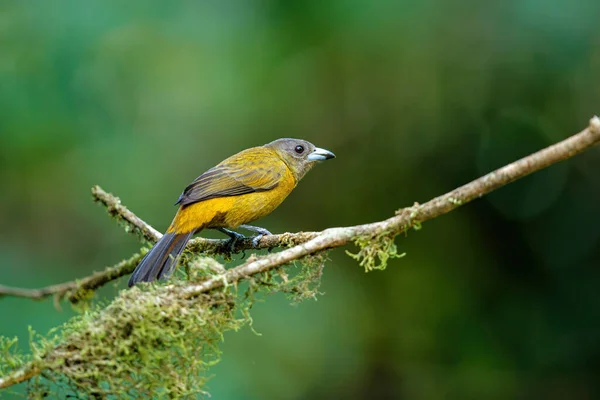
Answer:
[215, 228, 246, 258]
[239, 224, 272, 249]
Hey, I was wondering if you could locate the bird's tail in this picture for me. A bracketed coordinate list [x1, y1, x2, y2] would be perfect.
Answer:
[128, 231, 193, 287]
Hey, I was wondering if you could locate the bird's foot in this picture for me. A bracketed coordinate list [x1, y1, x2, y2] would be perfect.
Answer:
[239, 225, 272, 249]
[216, 228, 246, 254]
[216, 225, 273, 258]
[240, 225, 272, 236]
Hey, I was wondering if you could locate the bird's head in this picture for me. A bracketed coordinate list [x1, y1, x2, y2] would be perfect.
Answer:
[266, 138, 335, 182]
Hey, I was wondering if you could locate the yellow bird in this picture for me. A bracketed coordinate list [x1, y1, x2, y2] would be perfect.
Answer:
[129, 138, 335, 286]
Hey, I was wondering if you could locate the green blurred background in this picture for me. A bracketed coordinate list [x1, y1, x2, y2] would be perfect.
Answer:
[2, 1, 600, 398]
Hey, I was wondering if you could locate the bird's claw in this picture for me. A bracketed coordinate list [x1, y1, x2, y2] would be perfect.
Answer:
[218, 228, 246, 255]
[251, 234, 264, 249]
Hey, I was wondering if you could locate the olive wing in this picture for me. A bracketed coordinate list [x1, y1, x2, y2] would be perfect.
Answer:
[175, 149, 287, 206]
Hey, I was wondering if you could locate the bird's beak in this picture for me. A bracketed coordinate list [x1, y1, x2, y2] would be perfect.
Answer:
[307, 147, 336, 161]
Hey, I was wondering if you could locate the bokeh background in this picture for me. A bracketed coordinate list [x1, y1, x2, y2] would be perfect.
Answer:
[2, 1, 600, 398]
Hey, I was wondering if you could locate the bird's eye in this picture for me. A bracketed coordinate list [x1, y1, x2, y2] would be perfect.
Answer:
[294, 145, 304, 154]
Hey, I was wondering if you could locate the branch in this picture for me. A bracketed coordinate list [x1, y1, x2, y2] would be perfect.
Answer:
[0, 191, 319, 303]
[91, 185, 162, 243]
[0, 253, 144, 304]
[0, 116, 598, 390]
[0, 363, 40, 390]
[2, 117, 599, 304]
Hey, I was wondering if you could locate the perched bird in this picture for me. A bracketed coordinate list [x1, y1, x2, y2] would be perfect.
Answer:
[128, 138, 335, 287]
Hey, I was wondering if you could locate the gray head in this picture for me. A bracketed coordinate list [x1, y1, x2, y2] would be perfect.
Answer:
[265, 138, 335, 181]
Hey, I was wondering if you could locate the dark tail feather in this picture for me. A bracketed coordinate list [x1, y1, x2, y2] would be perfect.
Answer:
[128, 232, 193, 287]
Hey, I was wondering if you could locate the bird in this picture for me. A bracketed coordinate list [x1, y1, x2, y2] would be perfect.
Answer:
[128, 138, 335, 287]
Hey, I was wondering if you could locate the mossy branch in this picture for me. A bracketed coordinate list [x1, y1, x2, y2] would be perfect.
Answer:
[1, 116, 599, 392]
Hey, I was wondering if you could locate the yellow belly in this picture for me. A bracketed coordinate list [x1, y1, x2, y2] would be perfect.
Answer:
[167, 169, 296, 234]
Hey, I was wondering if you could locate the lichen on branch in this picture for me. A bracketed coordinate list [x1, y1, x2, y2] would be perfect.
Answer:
[1, 253, 326, 398]
[346, 231, 406, 272]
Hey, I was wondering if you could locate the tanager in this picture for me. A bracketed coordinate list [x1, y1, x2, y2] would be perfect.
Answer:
[128, 138, 335, 286]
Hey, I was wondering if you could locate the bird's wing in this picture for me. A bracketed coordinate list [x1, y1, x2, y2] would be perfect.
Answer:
[175, 147, 288, 206]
